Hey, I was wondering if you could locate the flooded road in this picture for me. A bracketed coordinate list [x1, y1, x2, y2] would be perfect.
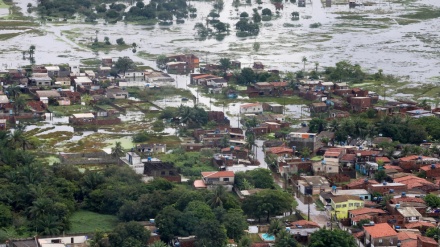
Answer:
[1, 0, 439, 82]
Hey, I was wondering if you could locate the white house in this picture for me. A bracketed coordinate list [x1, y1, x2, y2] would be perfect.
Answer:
[240, 103, 263, 114]
[38, 235, 88, 247]
[30, 73, 52, 86]
[45, 66, 60, 77]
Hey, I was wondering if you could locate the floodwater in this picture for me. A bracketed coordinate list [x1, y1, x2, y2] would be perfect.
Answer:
[1, 0, 439, 82]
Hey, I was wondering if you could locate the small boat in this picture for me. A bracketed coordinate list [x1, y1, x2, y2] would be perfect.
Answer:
[181, 97, 189, 101]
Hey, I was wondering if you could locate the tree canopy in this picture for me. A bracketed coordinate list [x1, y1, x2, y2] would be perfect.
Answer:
[309, 229, 357, 247]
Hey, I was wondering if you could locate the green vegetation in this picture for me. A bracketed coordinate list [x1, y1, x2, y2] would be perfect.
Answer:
[309, 229, 357, 247]
[49, 105, 95, 116]
[0, 0, 9, 8]
[424, 194, 440, 208]
[159, 148, 216, 177]
[399, 7, 440, 20]
[67, 210, 118, 234]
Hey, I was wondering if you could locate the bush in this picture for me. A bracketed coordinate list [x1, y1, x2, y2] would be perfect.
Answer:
[116, 38, 125, 45]
[240, 12, 249, 18]
[309, 22, 322, 28]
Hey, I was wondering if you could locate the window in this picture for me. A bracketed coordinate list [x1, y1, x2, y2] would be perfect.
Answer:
[342, 204, 347, 208]
[329, 167, 332, 170]
[223, 178, 230, 182]
[365, 196, 369, 199]
[354, 203, 360, 207]
[389, 239, 393, 245]
[336, 205, 341, 208]
[161, 171, 166, 175]
[349, 203, 353, 207]
[378, 239, 383, 243]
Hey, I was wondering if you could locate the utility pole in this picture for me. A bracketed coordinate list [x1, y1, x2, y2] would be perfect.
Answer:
[307, 195, 311, 220]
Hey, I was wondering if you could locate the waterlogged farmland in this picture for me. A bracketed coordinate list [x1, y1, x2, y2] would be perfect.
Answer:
[0, 0, 439, 84]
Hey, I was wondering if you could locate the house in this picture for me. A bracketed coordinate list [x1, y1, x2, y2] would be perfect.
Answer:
[166, 54, 199, 71]
[417, 235, 437, 247]
[240, 103, 263, 114]
[60, 91, 81, 104]
[36, 90, 61, 99]
[329, 195, 364, 219]
[84, 70, 96, 79]
[364, 223, 398, 247]
[393, 175, 437, 193]
[29, 73, 52, 86]
[262, 103, 284, 114]
[74, 77, 93, 87]
[310, 102, 327, 113]
[286, 132, 319, 153]
[419, 164, 440, 179]
[296, 176, 330, 195]
[332, 189, 371, 201]
[45, 66, 60, 77]
[38, 235, 88, 247]
[57, 97, 71, 106]
[121, 152, 147, 174]
[144, 70, 175, 86]
[194, 171, 235, 191]
[69, 113, 95, 125]
[54, 77, 71, 86]
[287, 220, 320, 242]
[143, 160, 181, 182]
[349, 208, 386, 226]
[397, 207, 422, 223]
[368, 182, 407, 195]
[399, 155, 439, 172]
[137, 143, 167, 154]
[106, 87, 128, 99]
[167, 62, 188, 74]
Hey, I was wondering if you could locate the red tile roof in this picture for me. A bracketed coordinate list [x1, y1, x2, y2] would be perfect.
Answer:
[393, 175, 434, 189]
[391, 197, 425, 204]
[352, 215, 373, 223]
[404, 221, 435, 229]
[417, 236, 437, 245]
[364, 223, 397, 238]
[420, 164, 440, 171]
[270, 82, 288, 87]
[288, 220, 320, 228]
[400, 155, 433, 162]
[341, 154, 356, 161]
[349, 208, 386, 216]
[201, 171, 234, 178]
[397, 232, 419, 241]
[401, 240, 417, 247]
[251, 244, 270, 247]
[383, 165, 403, 171]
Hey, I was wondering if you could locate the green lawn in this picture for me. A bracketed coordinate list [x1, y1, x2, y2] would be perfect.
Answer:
[49, 105, 95, 116]
[68, 210, 119, 234]
[0, 0, 9, 8]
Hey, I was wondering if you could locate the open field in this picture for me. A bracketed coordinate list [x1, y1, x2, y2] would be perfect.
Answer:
[67, 210, 119, 234]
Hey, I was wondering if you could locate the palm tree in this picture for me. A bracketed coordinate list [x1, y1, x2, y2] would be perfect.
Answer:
[302, 56, 307, 71]
[148, 241, 168, 247]
[111, 141, 124, 159]
[208, 185, 227, 208]
[28, 197, 52, 220]
[14, 95, 27, 115]
[268, 218, 284, 237]
[329, 119, 339, 132]
[28, 45, 35, 59]
[314, 62, 319, 72]
[9, 127, 32, 150]
[245, 133, 256, 156]
[36, 215, 63, 236]
[274, 229, 298, 247]
[238, 236, 252, 247]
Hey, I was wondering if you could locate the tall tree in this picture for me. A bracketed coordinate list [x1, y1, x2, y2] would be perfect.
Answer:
[274, 229, 298, 247]
[109, 221, 150, 247]
[114, 57, 136, 76]
[194, 219, 228, 247]
[302, 56, 307, 71]
[223, 208, 248, 241]
[309, 229, 357, 247]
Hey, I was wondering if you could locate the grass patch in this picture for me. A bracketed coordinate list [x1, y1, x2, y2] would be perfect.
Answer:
[246, 95, 310, 105]
[336, 15, 368, 20]
[80, 58, 101, 66]
[399, 7, 440, 20]
[315, 199, 325, 211]
[0, 0, 9, 8]
[68, 210, 119, 234]
[49, 104, 96, 116]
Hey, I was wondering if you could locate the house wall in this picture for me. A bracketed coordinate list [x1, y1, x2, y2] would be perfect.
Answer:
[241, 105, 263, 114]
[368, 184, 407, 195]
[331, 199, 364, 219]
